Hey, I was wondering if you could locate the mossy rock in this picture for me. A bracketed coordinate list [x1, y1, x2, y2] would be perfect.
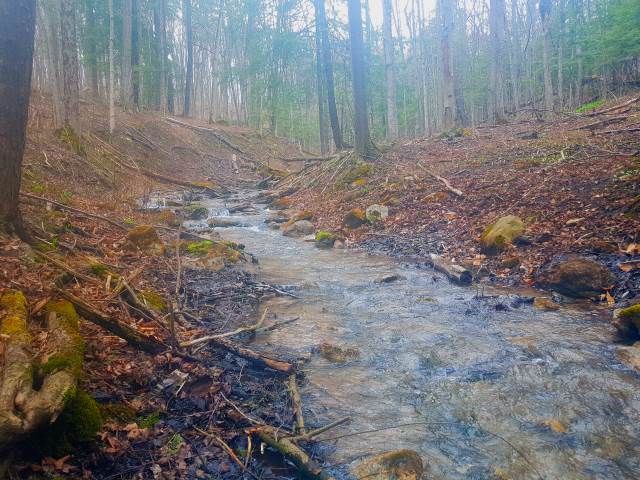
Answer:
[612, 304, 640, 338]
[352, 450, 423, 480]
[480, 215, 525, 254]
[192, 181, 221, 191]
[341, 162, 374, 185]
[343, 208, 368, 229]
[183, 240, 243, 271]
[156, 210, 181, 227]
[315, 231, 338, 248]
[39, 300, 85, 378]
[126, 225, 165, 256]
[185, 205, 209, 220]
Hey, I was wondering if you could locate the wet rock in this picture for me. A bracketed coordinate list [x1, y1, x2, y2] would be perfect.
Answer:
[343, 208, 368, 229]
[543, 419, 568, 433]
[318, 342, 360, 363]
[333, 239, 346, 249]
[185, 205, 209, 220]
[208, 218, 244, 228]
[366, 204, 389, 223]
[282, 220, 315, 237]
[536, 257, 613, 298]
[352, 450, 423, 480]
[533, 297, 560, 311]
[480, 215, 525, 254]
[126, 225, 165, 255]
[315, 231, 338, 248]
[617, 343, 640, 371]
[611, 304, 640, 338]
[374, 274, 405, 284]
[302, 234, 317, 242]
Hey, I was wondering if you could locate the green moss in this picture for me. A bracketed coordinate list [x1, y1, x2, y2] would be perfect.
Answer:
[40, 301, 85, 378]
[28, 182, 46, 194]
[576, 98, 606, 113]
[89, 263, 109, 276]
[34, 390, 102, 456]
[315, 231, 337, 242]
[184, 240, 242, 263]
[619, 304, 640, 322]
[165, 433, 184, 456]
[139, 290, 168, 313]
[0, 290, 30, 342]
[138, 410, 161, 429]
[342, 162, 374, 185]
[57, 124, 85, 156]
[99, 403, 137, 423]
[186, 239, 214, 257]
[185, 205, 209, 220]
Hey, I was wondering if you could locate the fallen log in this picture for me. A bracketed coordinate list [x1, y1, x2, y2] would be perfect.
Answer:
[428, 254, 472, 285]
[288, 374, 306, 434]
[574, 115, 628, 131]
[0, 292, 84, 452]
[277, 155, 337, 163]
[56, 288, 166, 355]
[165, 117, 246, 156]
[207, 336, 293, 373]
[596, 126, 640, 135]
[585, 95, 640, 116]
[124, 165, 223, 196]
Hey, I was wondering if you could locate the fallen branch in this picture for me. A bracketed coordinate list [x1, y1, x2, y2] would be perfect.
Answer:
[56, 288, 166, 355]
[596, 126, 640, 135]
[288, 374, 306, 434]
[165, 117, 246, 156]
[34, 251, 100, 285]
[574, 115, 628, 130]
[179, 308, 269, 348]
[21, 192, 129, 231]
[417, 163, 464, 197]
[277, 155, 338, 163]
[428, 254, 472, 285]
[210, 336, 293, 373]
[195, 427, 259, 480]
[291, 417, 351, 442]
[585, 95, 640, 116]
[122, 164, 223, 196]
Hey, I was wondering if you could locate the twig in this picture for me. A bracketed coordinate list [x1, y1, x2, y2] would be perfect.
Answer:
[194, 427, 260, 480]
[292, 417, 351, 442]
[416, 163, 464, 197]
[179, 308, 269, 348]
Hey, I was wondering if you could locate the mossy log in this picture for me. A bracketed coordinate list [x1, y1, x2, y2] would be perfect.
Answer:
[0, 292, 84, 452]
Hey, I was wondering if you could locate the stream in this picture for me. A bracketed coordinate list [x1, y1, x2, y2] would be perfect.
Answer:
[169, 191, 640, 480]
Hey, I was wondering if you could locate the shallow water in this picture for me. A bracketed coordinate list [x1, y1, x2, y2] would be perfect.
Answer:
[176, 192, 640, 480]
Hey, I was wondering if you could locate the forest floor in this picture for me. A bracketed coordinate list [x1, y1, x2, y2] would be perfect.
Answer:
[280, 95, 640, 305]
[2, 93, 640, 479]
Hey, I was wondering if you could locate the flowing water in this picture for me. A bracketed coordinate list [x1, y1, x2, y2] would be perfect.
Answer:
[177, 192, 640, 480]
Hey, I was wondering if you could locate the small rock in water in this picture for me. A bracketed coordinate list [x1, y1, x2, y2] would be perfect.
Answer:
[282, 220, 315, 237]
[352, 450, 423, 480]
[208, 218, 243, 228]
[318, 342, 360, 363]
[611, 304, 640, 338]
[366, 204, 389, 223]
[536, 257, 613, 298]
[343, 208, 368, 229]
[333, 239, 346, 249]
[374, 274, 405, 284]
[533, 297, 560, 311]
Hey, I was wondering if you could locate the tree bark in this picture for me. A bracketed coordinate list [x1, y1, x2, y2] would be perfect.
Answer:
[0, 0, 36, 236]
[131, 0, 140, 109]
[540, 0, 554, 116]
[439, 0, 456, 129]
[108, 0, 116, 133]
[382, 0, 398, 139]
[313, 0, 345, 150]
[159, 0, 168, 113]
[347, 0, 375, 159]
[60, 0, 80, 132]
[183, 0, 193, 117]
[314, 18, 329, 154]
[488, 0, 506, 123]
[122, 0, 133, 109]
[85, 0, 99, 99]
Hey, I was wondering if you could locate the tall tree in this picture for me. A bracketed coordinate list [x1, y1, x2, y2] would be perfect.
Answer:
[155, 0, 168, 113]
[382, 0, 398, 139]
[314, 0, 345, 150]
[439, 0, 456, 129]
[314, 16, 329, 154]
[131, 0, 140, 109]
[85, 0, 99, 98]
[0, 0, 36, 236]
[540, 0, 554, 115]
[488, 0, 506, 123]
[109, 0, 116, 133]
[122, 0, 133, 108]
[61, 0, 80, 132]
[183, 0, 194, 117]
[347, 0, 375, 158]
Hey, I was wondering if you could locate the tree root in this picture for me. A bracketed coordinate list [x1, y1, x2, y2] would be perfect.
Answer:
[0, 291, 83, 452]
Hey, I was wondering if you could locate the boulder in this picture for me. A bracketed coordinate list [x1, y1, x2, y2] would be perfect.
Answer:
[282, 220, 315, 238]
[480, 215, 525, 254]
[333, 239, 345, 249]
[343, 208, 368, 229]
[352, 450, 423, 480]
[126, 226, 165, 255]
[611, 304, 640, 338]
[617, 343, 640, 371]
[185, 205, 209, 220]
[366, 204, 389, 223]
[374, 274, 405, 284]
[208, 218, 244, 228]
[319, 342, 360, 363]
[536, 257, 613, 298]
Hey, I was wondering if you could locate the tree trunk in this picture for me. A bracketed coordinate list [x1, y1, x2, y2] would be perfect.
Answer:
[313, 0, 345, 150]
[382, 0, 398, 139]
[60, 0, 80, 132]
[85, 0, 99, 99]
[37, 0, 64, 129]
[159, 0, 168, 113]
[347, 0, 375, 159]
[0, 0, 36, 236]
[122, 0, 133, 109]
[183, 0, 193, 117]
[108, 0, 116, 133]
[540, 0, 554, 116]
[131, 0, 140, 109]
[439, 0, 456, 129]
[314, 18, 329, 154]
[488, 0, 506, 123]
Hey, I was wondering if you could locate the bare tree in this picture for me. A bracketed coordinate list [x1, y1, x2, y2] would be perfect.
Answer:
[183, 0, 194, 116]
[439, 0, 456, 129]
[60, 0, 80, 132]
[0, 0, 36, 236]
[347, 0, 376, 158]
[109, 0, 116, 133]
[122, 0, 133, 108]
[314, 17, 329, 154]
[37, 0, 64, 128]
[488, 0, 506, 123]
[540, 0, 554, 115]
[382, 0, 398, 139]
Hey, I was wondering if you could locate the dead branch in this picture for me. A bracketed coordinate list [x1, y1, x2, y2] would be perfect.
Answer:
[428, 254, 472, 285]
[210, 336, 293, 373]
[194, 427, 259, 480]
[292, 417, 351, 442]
[179, 308, 269, 348]
[277, 155, 338, 163]
[165, 117, 246, 156]
[56, 288, 166, 355]
[21, 192, 129, 231]
[417, 163, 464, 197]
[585, 96, 640, 116]
[596, 126, 640, 135]
[120, 163, 223, 196]
[34, 251, 100, 285]
[574, 115, 628, 131]
[288, 374, 305, 434]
